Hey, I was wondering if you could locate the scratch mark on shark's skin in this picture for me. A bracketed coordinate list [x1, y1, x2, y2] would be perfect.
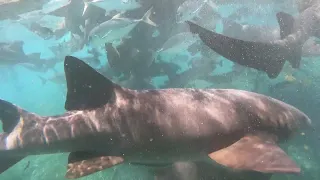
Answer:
[86, 111, 101, 132]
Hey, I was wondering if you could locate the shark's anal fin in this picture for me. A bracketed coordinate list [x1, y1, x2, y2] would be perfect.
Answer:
[65, 151, 124, 179]
[0, 134, 24, 173]
[64, 56, 116, 111]
[276, 12, 295, 39]
[208, 134, 300, 174]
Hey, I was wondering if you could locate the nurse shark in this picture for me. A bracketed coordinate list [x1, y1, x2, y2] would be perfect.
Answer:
[0, 56, 311, 179]
[186, 2, 320, 79]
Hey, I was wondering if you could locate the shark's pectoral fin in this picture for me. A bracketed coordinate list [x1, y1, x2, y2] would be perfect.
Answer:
[208, 134, 300, 174]
[65, 151, 124, 179]
[64, 56, 118, 111]
[186, 21, 286, 79]
[276, 12, 295, 39]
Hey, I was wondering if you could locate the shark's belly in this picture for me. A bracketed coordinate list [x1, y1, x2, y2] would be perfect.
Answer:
[120, 128, 242, 166]
[125, 143, 208, 165]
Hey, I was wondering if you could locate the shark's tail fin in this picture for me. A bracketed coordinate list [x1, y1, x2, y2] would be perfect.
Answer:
[276, 11, 302, 68]
[0, 99, 26, 173]
[186, 21, 286, 79]
[0, 142, 24, 173]
[141, 7, 157, 27]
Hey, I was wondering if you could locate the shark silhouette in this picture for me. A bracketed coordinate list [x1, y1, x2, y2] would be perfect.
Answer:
[186, 4, 320, 79]
[0, 56, 311, 179]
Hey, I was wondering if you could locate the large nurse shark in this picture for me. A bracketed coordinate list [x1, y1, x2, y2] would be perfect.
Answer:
[186, 3, 320, 79]
[0, 56, 311, 179]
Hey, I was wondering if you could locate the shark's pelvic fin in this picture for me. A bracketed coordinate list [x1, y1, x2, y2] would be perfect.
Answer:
[64, 56, 117, 111]
[208, 133, 300, 174]
[186, 21, 286, 79]
[276, 12, 295, 39]
[65, 151, 124, 179]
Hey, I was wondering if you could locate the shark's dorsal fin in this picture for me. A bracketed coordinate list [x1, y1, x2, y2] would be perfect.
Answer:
[208, 133, 301, 174]
[65, 151, 124, 179]
[64, 56, 116, 111]
[276, 12, 295, 39]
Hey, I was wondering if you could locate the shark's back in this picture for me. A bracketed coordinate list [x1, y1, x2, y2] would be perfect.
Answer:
[115, 88, 310, 151]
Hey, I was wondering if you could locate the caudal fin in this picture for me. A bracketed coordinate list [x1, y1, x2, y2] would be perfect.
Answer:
[0, 144, 24, 173]
[0, 100, 26, 173]
[186, 21, 286, 79]
[141, 7, 157, 27]
[276, 12, 301, 68]
[0, 142, 24, 173]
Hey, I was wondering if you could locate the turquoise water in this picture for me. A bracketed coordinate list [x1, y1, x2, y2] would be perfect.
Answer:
[1, 0, 320, 179]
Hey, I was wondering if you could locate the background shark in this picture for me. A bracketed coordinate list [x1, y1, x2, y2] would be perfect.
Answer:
[186, 20, 288, 79]
[222, 18, 320, 58]
[0, 56, 311, 179]
[186, 1, 320, 79]
[0, 41, 56, 71]
[0, 0, 47, 20]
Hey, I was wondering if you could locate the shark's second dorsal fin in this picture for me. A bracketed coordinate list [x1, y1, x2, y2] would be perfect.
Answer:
[0, 99, 21, 133]
[276, 12, 295, 39]
[64, 56, 116, 111]
[208, 133, 301, 174]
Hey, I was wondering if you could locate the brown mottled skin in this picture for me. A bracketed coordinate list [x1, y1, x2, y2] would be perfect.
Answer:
[0, 56, 311, 178]
[2, 86, 310, 159]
